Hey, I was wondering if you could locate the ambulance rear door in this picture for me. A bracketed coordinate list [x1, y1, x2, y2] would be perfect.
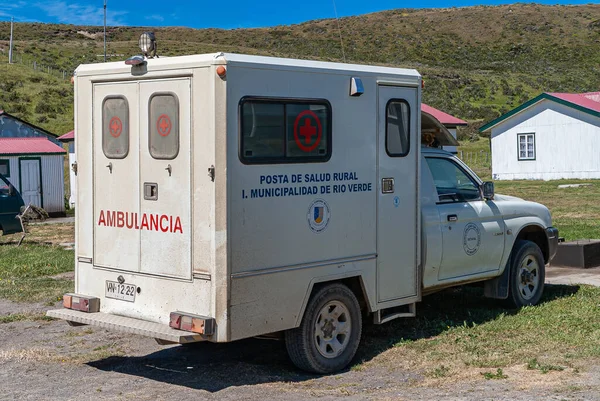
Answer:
[139, 78, 192, 279]
[93, 82, 140, 273]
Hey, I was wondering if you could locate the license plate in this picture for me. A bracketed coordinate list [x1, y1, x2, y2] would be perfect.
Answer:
[105, 281, 136, 302]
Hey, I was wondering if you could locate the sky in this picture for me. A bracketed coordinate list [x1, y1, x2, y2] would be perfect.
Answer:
[0, 0, 594, 29]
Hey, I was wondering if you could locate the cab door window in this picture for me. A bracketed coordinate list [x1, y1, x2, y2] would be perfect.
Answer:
[425, 157, 480, 202]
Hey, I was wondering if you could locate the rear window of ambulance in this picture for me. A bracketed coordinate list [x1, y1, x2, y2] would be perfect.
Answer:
[102, 96, 129, 159]
[149, 93, 180, 160]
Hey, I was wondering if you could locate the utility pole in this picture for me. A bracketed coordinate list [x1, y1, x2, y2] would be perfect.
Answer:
[9, 17, 14, 64]
[103, 0, 107, 62]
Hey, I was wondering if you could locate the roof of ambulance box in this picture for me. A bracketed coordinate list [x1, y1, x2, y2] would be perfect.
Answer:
[75, 53, 421, 80]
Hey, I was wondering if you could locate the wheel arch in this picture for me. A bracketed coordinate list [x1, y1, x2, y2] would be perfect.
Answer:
[295, 273, 373, 327]
[485, 224, 548, 300]
[515, 224, 549, 263]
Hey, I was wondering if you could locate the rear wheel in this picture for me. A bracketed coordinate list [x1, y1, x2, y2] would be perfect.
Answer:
[507, 240, 545, 308]
[285, 283, 362, 374]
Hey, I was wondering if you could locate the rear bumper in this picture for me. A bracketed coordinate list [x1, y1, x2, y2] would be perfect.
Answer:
[46, 309, 204, 344]
[546, 226, 559, 264]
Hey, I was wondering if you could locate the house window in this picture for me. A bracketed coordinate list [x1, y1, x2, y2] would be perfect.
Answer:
[518, 133, 535, 160]
[0, 160, 9, 177]
[239, 98, 331, 164]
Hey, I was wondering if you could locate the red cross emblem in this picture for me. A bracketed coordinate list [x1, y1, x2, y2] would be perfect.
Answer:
[293, 110, 322, 152]
[109, 116, 122, 138]
[157, 114, 172, 137]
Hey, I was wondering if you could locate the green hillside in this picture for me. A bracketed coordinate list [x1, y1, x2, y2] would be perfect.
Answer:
[0, 3, 598, 136]
[0, 63, 73, 135]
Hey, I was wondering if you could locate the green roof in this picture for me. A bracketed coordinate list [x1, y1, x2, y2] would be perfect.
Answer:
[479, 93, 600, 133]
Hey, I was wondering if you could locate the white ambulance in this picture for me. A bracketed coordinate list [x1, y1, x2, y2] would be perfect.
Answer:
[48, 48, 558, 373]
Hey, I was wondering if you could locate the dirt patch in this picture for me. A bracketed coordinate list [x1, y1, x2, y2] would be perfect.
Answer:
[77, 30, 102, 39]
[0, 222, 74, 246]
[1, 307, 599, 400]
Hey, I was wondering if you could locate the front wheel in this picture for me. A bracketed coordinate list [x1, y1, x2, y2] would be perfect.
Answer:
[507, 240, 545, 308]
[285, 283, 362, 374]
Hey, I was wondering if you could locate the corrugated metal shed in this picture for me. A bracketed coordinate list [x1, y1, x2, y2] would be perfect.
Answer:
[0, 138, 66, 214]
[0, 138, 66, 155]
[0, 110, 60, 145]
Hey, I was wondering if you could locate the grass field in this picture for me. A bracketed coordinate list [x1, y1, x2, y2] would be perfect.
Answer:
[357, 284, 600, 379]
[459, 137, 600, 241]
[0, 224, 74, 304]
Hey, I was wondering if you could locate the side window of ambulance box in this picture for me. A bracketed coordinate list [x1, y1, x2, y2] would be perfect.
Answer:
[102, 96, 129, 159]
[149, 93, 179, 160]
[240, 98, 331, 164]
[386, 99, 410, 157]
[241, 102, 285, 160]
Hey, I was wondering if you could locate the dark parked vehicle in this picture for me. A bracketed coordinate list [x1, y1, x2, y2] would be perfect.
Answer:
[0, 172, 24, 235]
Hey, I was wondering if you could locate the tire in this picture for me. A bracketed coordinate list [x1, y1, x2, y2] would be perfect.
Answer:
[506, 240, 545, 308]
[285, 283, 362, 374]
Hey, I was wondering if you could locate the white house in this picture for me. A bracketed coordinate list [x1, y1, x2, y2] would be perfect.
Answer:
[58, 130, 75, 208]
[480, 92, 600, 180]
[421, 104, 467, 154]
[0, 138, 66, 215]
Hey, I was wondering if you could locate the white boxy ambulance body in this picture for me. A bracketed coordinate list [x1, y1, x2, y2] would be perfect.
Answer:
[48, 53, 558, 373]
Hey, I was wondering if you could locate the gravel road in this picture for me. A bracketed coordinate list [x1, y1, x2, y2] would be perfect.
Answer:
[1, 299, 599, 401]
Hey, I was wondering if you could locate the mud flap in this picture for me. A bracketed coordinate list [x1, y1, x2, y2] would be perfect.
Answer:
[484, 261, 510, 299]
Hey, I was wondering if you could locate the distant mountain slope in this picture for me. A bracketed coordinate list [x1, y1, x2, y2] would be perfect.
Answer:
[0, 3, 598, 136]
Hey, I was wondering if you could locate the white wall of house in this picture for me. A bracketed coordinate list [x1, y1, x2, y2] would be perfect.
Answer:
[491, 99, 600, 180]
[68, 143, 76, 208]
[0, 154, 65, 213]
[443, 127, 458, 153]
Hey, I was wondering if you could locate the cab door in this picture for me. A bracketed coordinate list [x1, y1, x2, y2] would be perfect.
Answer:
[425, 156, 505, 280]
[376, 85, 419, 303]
[138, 78, 192, 279]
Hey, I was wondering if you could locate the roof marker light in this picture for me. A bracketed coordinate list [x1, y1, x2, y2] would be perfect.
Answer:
[350, 77, 364, 96]
[125, 55, 146, 66]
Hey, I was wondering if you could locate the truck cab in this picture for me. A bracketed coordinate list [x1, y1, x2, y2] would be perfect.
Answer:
[0, 172, 25, 235]
[420, 147, 558, 304]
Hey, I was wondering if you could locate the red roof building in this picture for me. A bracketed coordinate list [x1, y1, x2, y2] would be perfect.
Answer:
[0, 138, 66, 155]
[58, 130, 75, 142]
[0, 138, 66, 214]
[421, 104, 468, 127]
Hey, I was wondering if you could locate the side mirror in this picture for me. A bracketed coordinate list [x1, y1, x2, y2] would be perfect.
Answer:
[482, 181, 494, 200]
[8, 184, 16, 196]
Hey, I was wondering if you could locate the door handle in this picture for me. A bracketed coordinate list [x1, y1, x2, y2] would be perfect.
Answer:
[447, 214, 458, 222]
